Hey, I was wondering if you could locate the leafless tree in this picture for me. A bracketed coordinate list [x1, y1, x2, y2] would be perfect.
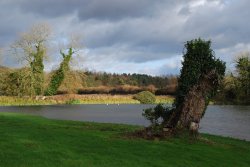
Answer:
[11, 23, 51, 96]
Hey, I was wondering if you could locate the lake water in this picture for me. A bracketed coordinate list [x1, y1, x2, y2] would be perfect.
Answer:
[0, 104, 249, 141]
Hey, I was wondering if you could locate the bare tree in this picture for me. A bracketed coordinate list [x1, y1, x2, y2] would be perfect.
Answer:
[11, 23, 51, 96]
[12, 23, 51, 63]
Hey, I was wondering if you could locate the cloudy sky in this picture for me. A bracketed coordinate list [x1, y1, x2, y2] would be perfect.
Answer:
[0, 0, 249, 75]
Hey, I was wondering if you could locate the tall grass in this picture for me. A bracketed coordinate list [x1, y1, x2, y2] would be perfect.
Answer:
[0, 96, 57, 106]
[0, 94, 175, 106]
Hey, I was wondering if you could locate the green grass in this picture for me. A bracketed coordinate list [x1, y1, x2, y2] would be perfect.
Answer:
[0, 112, 250, 167]
[0, 95, 174, 106]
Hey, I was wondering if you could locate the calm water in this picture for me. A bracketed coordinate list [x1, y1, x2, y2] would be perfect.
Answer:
[0, 104, 249, 141]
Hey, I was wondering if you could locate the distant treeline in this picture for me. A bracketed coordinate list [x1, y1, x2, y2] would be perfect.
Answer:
[74, 71, 177, 95]
[83, 71, 177, 91]
[59, 71, 178, 95]
[0, 66, 178, 96]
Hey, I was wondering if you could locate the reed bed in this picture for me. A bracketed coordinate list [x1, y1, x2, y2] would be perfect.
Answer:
[0, 94, 175, 106]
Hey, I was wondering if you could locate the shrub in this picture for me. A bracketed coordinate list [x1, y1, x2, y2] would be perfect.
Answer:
[4, 68, 34, 97]
[133, 91, 156, 104]
[142, 104, 174, 134]
[65, 98, 81, 105]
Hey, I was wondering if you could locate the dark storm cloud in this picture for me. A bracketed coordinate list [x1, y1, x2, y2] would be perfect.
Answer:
[77, 0, 159, 20]
[1, 0, 250, 75]
[13, 0, 164, 20]
[182, 0, 250, 49]
[11, 0, 80, 18]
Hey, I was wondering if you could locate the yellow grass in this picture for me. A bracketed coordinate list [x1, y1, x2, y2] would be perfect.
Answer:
[0, 94, 175, 106]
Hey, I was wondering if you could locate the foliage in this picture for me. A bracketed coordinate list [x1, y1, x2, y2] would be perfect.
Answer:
[84, 71, 177, 90]
[235, 56, 250, 102]
[143, 104, 174, 132]
[174, 38, 226, 108]
[134, 91, 156, 104]
[165, 38, 226, 131]
[143, 38, 225, 133]
[215, 54, 249, 104]
[0, 67, 10, 95]
[31, 45, 45, 95]
[58, 70, 85, 94]
[1, 64, 177, 96]
[78, 85, 156, 95]
[5, 71, 24, 96]
[3, 68, 33, 96]
[45, 48, 73, 96]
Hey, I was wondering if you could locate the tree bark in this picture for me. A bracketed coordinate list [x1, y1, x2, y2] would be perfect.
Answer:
[167, 70, 217, 132]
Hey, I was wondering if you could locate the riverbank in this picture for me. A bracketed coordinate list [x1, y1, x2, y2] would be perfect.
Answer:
[0, 94, 174, 106]
[0, 112, 249, 167]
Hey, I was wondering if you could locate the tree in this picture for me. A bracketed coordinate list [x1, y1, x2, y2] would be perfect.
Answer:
[168, 38, 226, 131]
[0, 65, 10, 96]
[45, 48, 75, 95]
[235, 54, 250, 102]
[45, 34, 82, 96]
[143, 39, 225, 136]
[12, 23, 51, 96]
[214, 52, 250, 105]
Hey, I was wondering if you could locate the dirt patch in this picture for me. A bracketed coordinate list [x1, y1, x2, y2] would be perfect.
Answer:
[124, 127, 174, 140]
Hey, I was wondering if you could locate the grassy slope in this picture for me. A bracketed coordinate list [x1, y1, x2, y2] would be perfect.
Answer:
[0, 113, 250, 167]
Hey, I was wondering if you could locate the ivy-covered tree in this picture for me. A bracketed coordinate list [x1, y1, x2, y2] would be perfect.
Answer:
[45, 33, 83, 96]
[12, 23, 51, 96]
[143, 38, 225, 136]
[31, 44, 45, 95]
[168, 38, 226, 131]
[45, 48, 74, 96]
[174, 39, 225, 107]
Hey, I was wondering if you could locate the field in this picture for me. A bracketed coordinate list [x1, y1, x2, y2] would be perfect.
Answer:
[0, 112, 250, 167]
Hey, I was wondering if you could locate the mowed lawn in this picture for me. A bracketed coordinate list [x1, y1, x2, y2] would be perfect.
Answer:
[0, 112, 249, 167]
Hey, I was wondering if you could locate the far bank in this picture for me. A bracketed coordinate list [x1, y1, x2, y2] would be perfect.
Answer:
[0, 94, 174, 106]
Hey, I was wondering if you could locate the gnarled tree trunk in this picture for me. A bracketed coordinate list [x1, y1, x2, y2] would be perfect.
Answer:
[168, 70, 218, 132]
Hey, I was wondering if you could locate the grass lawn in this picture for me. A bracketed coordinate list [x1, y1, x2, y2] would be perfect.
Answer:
[0, 112, 249, 167]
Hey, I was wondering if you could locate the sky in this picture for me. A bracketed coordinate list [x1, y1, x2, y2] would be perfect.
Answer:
[0, 0, 250, 76]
